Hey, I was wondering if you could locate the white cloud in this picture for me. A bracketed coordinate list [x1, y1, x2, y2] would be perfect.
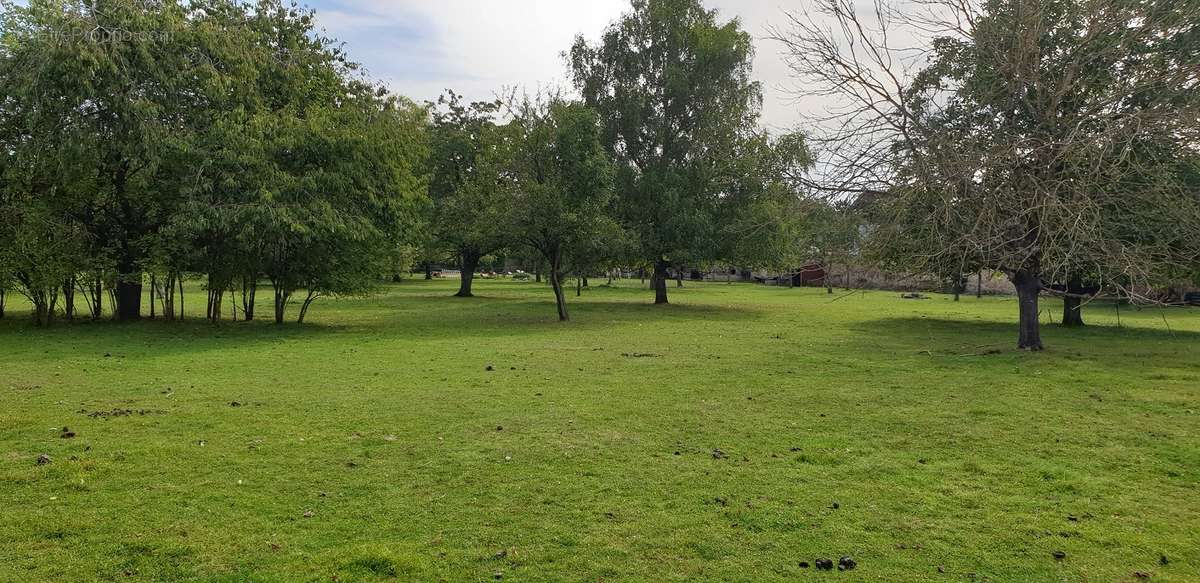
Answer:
[315, 0, 812, 130]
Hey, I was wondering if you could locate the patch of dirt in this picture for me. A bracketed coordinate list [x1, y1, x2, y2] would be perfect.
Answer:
[79, 408, 164, 419]
[621, 352, 661, 358]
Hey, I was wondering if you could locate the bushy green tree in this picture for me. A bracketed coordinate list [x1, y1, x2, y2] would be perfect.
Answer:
[506, 96, 617, 320]
[427, 91, 510, 298]
[570, 0, 763, 304]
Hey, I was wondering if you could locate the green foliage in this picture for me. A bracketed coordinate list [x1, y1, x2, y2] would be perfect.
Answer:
[0, 0, 430, 324]
[427, 91, 510, 261]
[505, 95, 619, 319]
[570, 0, 765, 299]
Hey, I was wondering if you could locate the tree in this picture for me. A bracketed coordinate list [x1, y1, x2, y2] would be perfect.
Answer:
[570, 0, 763, 305]
[723, 132, 815, 280]
[0, 0, 215, 320]
[428, 91, 510, 298]
[505, 96, 617, 320]
[775, 0, 1200, 349]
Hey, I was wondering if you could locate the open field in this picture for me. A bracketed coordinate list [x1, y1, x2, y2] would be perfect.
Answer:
[1, 279, 1198, 581]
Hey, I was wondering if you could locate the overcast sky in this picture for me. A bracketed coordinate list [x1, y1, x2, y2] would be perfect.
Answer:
[307, 0, 806, 132]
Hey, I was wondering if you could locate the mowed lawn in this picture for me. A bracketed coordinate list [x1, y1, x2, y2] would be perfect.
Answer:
[1, 279, 1198, 582]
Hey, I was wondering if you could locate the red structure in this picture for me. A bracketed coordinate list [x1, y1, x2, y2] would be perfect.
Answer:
[792, 263, 826, 286]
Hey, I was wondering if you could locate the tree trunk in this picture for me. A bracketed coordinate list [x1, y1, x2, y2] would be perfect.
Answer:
[675, 269, 683, 288]
[298, 291, 318, 323]
[582, 276, 588, 288]
[273, 284, 290, 324]
[159, 274, 176, 321]
[976, 270, 983, 298]
[424, 262, 433, 280]
[1062, 276, 1085, 327]
[0, 288, 5, 319]
[576, 275, 582, 297]
[115, 276, 142, 320]
[63, 276, 76, 320]
[550, 269, 569, 321]
[241, 276, 257, 321]
[653, 260, 669, 304]
[148, 274, 156, 319]
[456, 250, 480, 297]
[115, 253, 141, 321]
[178, 278, 185, 321]
[27, 286, 58, 327]
[1012, 268, 1044, 350]
[89, 277, 103, 320]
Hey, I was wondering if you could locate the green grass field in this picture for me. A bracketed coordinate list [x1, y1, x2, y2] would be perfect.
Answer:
[1, 279, 1198, 582]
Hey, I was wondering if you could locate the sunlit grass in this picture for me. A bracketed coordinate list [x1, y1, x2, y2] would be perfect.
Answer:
[1, 279, 1197, 581]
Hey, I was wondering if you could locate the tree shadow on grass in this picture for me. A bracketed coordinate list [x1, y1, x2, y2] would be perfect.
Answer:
[0, 313, 350, 367]
[361, 295, 761, 341]
[850, 315, 1200, 358]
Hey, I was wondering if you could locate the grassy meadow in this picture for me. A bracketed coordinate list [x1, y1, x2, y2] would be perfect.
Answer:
[1, 278, 1198, 581]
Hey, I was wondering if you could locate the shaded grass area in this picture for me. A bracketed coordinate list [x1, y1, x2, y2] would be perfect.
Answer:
[1, 279, 1198, 581]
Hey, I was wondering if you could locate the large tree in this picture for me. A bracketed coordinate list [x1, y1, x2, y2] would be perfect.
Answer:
[776, 0, 1200, 349]
[506, 95, 617, 321]
[569, 0, 763, 304]
[0, 0, 210, 320]
[427, 91, 510, 298]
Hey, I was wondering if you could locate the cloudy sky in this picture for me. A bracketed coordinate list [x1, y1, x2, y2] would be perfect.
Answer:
[306, 0, 806, 132]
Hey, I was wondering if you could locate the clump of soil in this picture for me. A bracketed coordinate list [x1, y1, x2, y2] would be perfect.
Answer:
[80, 408, 162, 419]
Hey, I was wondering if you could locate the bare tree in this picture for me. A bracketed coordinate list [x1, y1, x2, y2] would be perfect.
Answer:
[773, 0, 1200, 350]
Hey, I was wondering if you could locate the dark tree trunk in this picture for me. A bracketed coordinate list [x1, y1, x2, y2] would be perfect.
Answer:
[88, 277, 103, 320]
[976, 270, 983, 298]
[550, 269, 569, 321]
[424, 262, 433, 280]
[273, 284, 290, 324]
[391, 273, 402, 283]
[241, 276, 257, 321]
[159, 274, 176, 321]
[298, 291, 318, 323]
[115, 277, 142, 320]
[26, 285, 58, 327]
[456, 250, 480, 297]
[675, 268, 683, 288]
[653, 260, 669, 304]
[178, 277, 185, 321]
[1012, 268, 1044, 350]
[63, 276, 76, 320]
[148, 274, 156, 319]
[576, 276, 582, 297]
[0, 288, 5, 319]
[1062, 276, 1086, 327]
[582, 276, 588, 288]
[206, 277, 224, 323]
[115, 249, 141, 321]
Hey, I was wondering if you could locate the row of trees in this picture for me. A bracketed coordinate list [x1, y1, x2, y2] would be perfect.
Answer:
[0, 0, 831, 326]
[2, 0, 1197, 350]
[0, 0, 428, 325]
